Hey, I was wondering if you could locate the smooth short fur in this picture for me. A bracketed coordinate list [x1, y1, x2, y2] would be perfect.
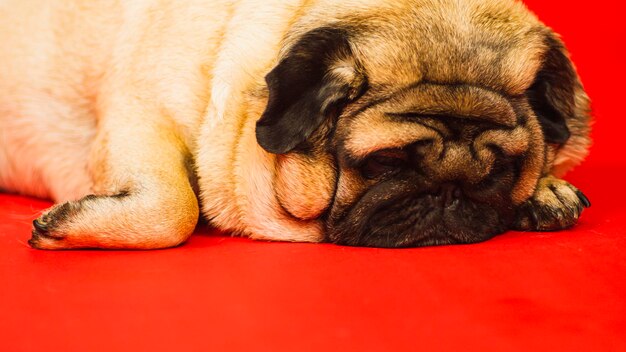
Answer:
[0, 0, 591, 249]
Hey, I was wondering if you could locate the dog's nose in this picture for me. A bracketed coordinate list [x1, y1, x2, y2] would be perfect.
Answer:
[433, 183, 463, 208]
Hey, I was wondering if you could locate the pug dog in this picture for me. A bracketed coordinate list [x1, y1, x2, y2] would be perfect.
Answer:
[0, 0, 591, 249]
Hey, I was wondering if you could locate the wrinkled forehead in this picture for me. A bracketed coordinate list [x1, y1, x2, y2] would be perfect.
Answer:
[349, 1, 548, 95]
[336, 83, 529, 159]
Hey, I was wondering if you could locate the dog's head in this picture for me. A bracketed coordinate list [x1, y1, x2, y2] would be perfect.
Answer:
[255, 0, 590, 247]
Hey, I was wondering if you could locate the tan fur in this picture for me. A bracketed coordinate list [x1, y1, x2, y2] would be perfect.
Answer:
[0, 0, 591, 249]
[341, 84, 519, 158]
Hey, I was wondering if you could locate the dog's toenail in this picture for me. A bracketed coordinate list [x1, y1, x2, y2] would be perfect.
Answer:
[32, 219, 48, 233]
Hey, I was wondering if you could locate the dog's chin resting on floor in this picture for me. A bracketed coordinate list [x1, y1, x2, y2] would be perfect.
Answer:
[0, 0, 591, 249]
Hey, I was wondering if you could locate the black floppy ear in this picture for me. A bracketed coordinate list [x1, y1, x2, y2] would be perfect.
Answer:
[256, 27, 366, 154]
[526, 35, 583, 145]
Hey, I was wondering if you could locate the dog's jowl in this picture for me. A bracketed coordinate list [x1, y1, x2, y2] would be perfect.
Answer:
[0, 0, 591, 249]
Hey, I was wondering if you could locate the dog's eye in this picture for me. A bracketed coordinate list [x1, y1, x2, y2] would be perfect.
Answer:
[361, 149, 408, 179]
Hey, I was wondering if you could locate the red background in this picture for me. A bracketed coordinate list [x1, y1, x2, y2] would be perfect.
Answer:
[1, 1, 625, 351]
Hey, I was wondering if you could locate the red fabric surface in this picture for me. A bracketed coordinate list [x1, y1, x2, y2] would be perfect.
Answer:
[2, 1, 625, 351]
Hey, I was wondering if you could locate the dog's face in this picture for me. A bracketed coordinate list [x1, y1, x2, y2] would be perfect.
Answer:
[255, 0, 588, 247]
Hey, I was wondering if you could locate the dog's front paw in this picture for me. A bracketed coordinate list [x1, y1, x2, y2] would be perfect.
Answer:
[28, 199, 89, 250]
[28, 189, 198, 250]
[513, 177, 590, 232]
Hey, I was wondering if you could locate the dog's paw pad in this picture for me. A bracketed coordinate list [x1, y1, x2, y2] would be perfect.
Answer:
[513, 177, 590, 232]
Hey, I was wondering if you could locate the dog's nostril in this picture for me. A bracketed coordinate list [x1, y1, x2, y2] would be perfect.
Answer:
[435, 183, 462, 208]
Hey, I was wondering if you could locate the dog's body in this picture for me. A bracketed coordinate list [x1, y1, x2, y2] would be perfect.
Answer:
[0, 0, 591, 249]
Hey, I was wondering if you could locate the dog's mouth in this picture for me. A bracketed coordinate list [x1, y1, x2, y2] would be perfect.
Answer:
[325, 182, 517, 248]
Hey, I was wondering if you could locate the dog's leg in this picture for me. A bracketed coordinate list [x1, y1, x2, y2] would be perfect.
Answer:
[28, 122, 199, 250]
[513, 176, 590, 232]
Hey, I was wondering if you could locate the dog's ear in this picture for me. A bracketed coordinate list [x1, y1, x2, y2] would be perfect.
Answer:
[256, 27, 367, 154]
[526, 35, 586, 145]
